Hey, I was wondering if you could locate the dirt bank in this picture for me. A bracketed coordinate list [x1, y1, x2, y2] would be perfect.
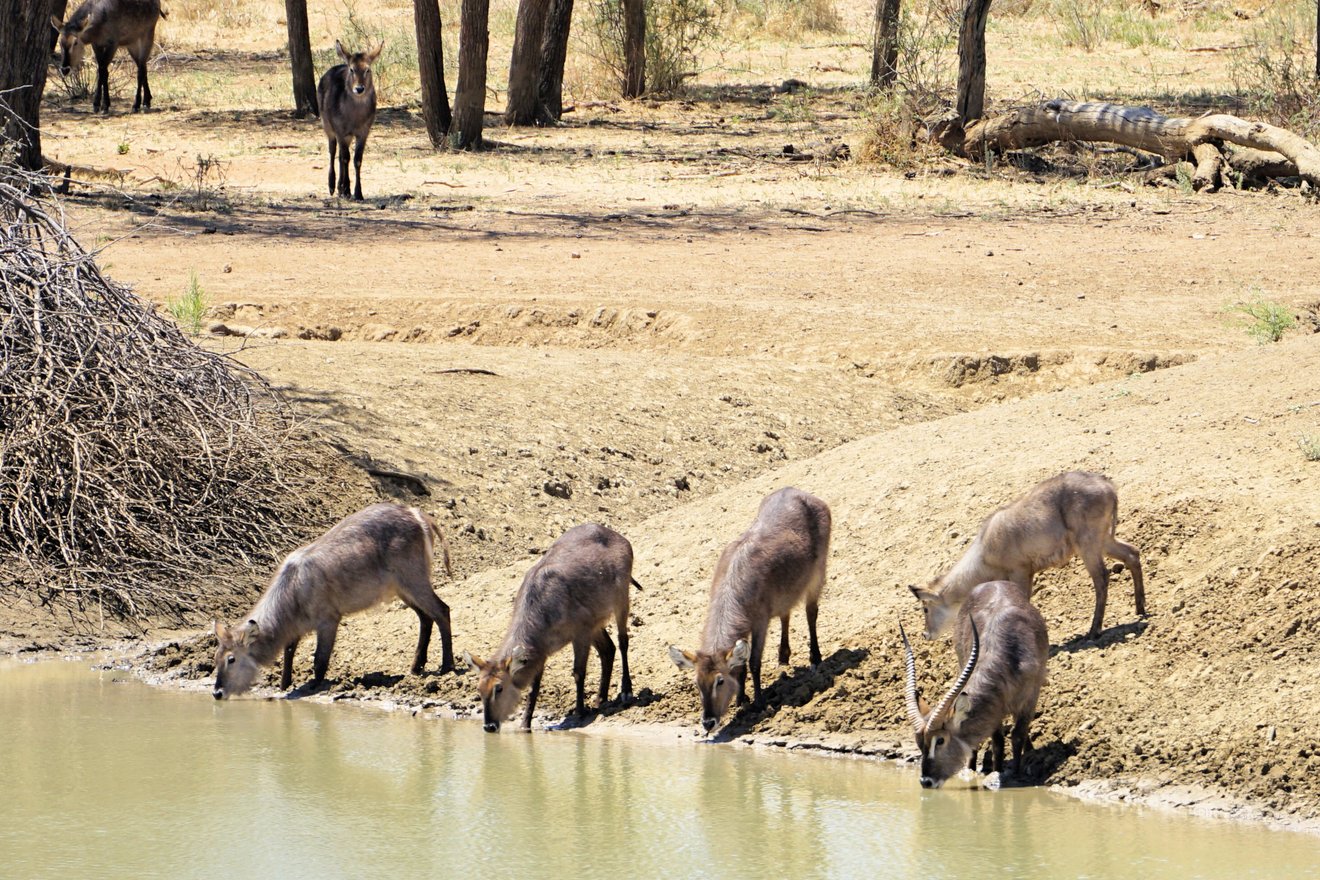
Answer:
[138, 333, 1320, 830]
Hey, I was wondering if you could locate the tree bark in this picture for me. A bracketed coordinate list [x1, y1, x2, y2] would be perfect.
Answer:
[870, 0, 901, 89]
[962, 100, 1320, 187]
[453, 0, 491, 148]
[622, 0, 646, 98]
[505, 0, 551, 124]
[537, 0, 574, 123]
[285, 0, 319, 118]
[1315, 0, 1319, 80]
[955, 0, 993, 123]
[414, 0, 452, 145]
[1, 0, 51, 170]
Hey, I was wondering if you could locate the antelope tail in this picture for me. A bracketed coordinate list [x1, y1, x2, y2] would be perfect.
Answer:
[631, 577, 644, 591]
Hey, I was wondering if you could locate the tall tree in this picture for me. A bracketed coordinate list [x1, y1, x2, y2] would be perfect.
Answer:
[622, 0, 645, 98]
[505, 0, 551, 124]
[1, 0, 51, 170]
[453, 0, 490, 148]
[414, 0, 452, 144]
[536, 0, 574, 123]
[285, 0, 319, 117]
[870, 0, 900, 89]
[1315, 0, 1319, 80]
[955, 0, 992, 123]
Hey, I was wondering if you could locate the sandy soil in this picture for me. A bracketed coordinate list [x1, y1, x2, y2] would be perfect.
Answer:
[10, 0, 1320, 833]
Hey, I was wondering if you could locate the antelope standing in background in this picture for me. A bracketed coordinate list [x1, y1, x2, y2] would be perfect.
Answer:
[212, 503, 455, 699]
[464, 524, 639, 732]
[901, 580, 1049, 789]
[318, 40, 381, 201]
[52, 0, 165, 113]
[669, 487, 831, 733]
[909, 471, 1145, 641]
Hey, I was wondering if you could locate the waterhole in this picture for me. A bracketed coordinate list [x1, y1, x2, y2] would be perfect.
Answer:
[1, 660, 1315, 878]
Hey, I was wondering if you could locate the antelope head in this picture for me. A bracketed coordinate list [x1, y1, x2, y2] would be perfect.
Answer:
[899, 618, 980, 788]
[336, 40, 383, 97]
[50, 16, 89, 76]
[668, 639, 750, 734]
[465, 646, 531, 733]
[213, 619, 263, 700]
[908, 581, 957, 640]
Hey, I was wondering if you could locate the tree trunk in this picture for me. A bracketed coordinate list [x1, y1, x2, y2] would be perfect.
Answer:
[955, 0, 993, 123]
[505, 0, 551, 124]
[453, 0, 491, 148]
[285, 0, 319, 118]
[622, 0, 645, 98]
[1315, 0, 1319, 80]
[870, 0, 900, 89]
[414, 0, 452, 145]
[50, 0, 69, 53]
[1, 0, 51, 170]
[537, 0, 574, 123]
[962, 100, 1320, 188]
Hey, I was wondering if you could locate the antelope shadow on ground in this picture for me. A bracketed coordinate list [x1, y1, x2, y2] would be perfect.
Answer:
[708, 646, 869, 743]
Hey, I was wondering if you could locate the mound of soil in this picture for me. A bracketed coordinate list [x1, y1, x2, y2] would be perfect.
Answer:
[146, 334, 1320, 827]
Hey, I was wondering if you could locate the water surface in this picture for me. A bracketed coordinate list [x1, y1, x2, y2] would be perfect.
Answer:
[1, 660, 1315, 879]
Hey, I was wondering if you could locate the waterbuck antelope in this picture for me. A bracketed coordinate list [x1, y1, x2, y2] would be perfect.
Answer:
[318, 40, 381, 201]
[669, 487, 831, 733]
[52, 0, 165, 114]
[910, 471, 1145, 641]
[212, 503, 455, 699]
[901, 580, 1049, 789]
[464, 524, 639, 732]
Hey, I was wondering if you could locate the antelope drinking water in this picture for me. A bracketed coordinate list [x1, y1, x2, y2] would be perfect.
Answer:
[901, 579, 1049, 789]
[212, 503, 455, 699]
[669, 487, 831, 733]
[318, 40, 381, 201]
[52, 0, 165, 113]
[464, 524, 639, 732]
[910, 471, 1145, 640]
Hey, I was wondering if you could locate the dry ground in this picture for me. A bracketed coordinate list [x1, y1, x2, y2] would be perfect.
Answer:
[11, 0, 1320, 832]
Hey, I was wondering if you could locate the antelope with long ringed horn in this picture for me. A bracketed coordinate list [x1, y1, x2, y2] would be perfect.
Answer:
[212, 503, 456, 699]
[901, 580, 1049, 789]
[669, 487, 831, 734]
[464, 524, 639, 732]
[910, 471, 1144, 641]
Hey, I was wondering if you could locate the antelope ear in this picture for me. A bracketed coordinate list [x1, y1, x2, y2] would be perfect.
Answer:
[51, 15, 63, 30]
[729, 639, 751, 667]
[335, 40, 350, 63]
[367, 42, 384, 63]
[909, 585, 939, 604]
[235, 619, 259, 646]
[213, 620, 230, 641]
[951, 692, 972, 729]
[509, 645, 530, 676]
[668, 645, 695, 670]
[462, 651, 485, 672]
[917, 693, 931, 717]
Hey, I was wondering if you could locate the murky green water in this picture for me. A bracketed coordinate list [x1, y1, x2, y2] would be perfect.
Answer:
[1, 660, 1316, 879]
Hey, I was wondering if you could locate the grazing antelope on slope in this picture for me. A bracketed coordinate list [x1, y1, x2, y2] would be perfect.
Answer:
[464, 524, 639, 732]
[910, 471, 1145, 641]
[669, 487, 831, 733]
[52, 0, 165, 114]
[318, 40, 381, 201]
[212, 503, 455, 699]
[901, 580, 1049, 789]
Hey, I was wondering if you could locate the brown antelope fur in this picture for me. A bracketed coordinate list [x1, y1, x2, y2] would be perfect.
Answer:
[910, 471, 1144, 641]
[212, 503, 455, 699]
[317, 40, 381, 201]
[464, 524, 638, 733]
[669, 487, 831, 733]
[902, 580, 1049, 789]
[52, 0, 164, 114]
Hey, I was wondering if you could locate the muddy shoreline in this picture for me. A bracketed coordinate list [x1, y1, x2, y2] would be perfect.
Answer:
[69, 631, 1312, 838]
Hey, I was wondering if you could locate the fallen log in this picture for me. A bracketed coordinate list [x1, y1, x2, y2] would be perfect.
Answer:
[962, 100, 1320, 188]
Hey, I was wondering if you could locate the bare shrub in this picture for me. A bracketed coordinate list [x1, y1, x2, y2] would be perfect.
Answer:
[1232, 1, 1320, 140]
[587, 0, 721, 94]
[0, 168, 371, 622]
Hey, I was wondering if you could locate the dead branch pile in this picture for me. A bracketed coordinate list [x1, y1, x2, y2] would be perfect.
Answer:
[0, 167, 368, 622]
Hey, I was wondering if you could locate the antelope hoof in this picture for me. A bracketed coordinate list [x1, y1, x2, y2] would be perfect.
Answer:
[618, 690, 634, 705]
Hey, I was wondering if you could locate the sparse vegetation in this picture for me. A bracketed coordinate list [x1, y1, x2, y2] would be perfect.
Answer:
[1231, 0, 1320, 139]
[167, 271, 210, 337]
[587, 0, 721, 94]
[1225, 294, 1296, 345]
[1299, 434, 1320, 462]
